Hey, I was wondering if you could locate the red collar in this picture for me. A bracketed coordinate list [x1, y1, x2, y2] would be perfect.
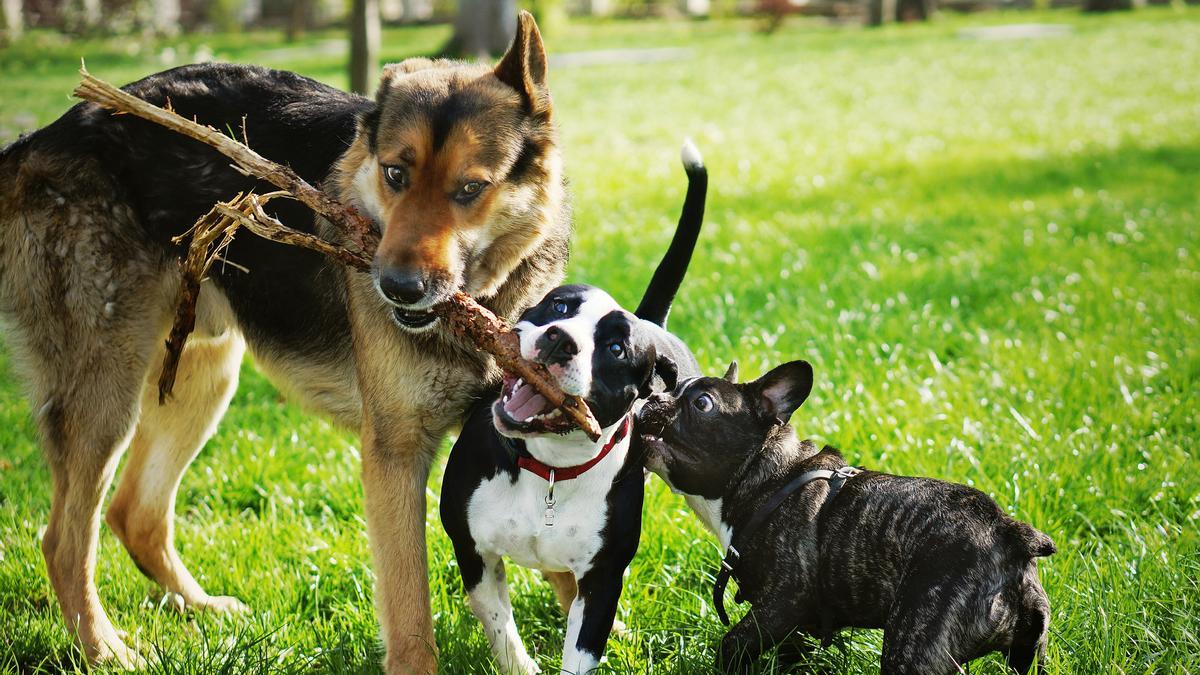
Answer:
[517, 416, 632, 482]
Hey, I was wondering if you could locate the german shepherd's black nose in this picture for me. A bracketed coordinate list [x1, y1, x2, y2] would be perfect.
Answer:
[379, 268, 427, 305]
[536, 326, 578, 364]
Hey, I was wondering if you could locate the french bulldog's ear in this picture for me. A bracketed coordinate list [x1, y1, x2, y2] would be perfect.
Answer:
[723, 360, 739, 383]
[749, 360, 814, 424]
[655, 354, 679, 391]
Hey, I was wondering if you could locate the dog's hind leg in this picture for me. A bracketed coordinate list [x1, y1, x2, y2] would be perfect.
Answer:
[881, 587, 977, 675]
[106, 327, 247, 613]
[542, 570, 577, 613]
[1002, 565, 1051, 674]
[25, 293, 170, 668]
[40, 416, 144, 669]
[0, 177, 180, 666]
[544, 570, 631, 639]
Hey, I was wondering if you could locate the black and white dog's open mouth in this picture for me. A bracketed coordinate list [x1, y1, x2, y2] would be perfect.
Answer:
[392, 307, 437, 330]
[493, 373, 576, 435]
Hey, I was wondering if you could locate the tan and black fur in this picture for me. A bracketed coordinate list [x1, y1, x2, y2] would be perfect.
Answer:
[0, 12, 566, 672]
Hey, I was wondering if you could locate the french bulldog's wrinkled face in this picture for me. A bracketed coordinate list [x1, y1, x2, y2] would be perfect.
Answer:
[637, 360, 814, 499]
[493, 284, 672, 439]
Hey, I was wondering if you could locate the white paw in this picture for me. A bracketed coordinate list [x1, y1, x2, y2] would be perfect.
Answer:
[505, 655, 541, 675]
[611, 618, 630, 639]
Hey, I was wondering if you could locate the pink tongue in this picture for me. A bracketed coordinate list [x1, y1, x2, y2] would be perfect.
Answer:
[508, 387, 549, 420]
[505, 382, 536, 414]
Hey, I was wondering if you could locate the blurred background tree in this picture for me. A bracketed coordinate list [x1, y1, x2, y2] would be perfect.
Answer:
[0, 0, 1184, 56]
[350, 0, 379, 93]
[1, 0, 22, 41]
[445, 0, 515, 58]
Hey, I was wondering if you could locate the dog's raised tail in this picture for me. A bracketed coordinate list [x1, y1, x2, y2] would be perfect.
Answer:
[635, 138, 707, 328]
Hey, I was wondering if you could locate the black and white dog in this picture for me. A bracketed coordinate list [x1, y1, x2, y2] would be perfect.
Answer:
[440, 143, 706, 674]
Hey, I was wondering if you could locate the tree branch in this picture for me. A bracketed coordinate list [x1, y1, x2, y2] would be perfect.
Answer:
[75, 68, 602, 440]
[74, 66, 379, 255]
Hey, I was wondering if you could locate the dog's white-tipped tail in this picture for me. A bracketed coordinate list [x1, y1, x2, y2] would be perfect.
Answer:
[681, 137, 704, 172]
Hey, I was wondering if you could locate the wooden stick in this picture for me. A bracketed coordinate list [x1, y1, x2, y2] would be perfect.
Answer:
[73, 70, 602, 438]
[156, 194, 249, 402]
[433, 293, 602, 440]
[73, 66, 379, 256]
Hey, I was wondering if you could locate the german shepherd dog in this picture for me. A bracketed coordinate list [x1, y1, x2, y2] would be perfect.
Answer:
[0, 12, 566, 672]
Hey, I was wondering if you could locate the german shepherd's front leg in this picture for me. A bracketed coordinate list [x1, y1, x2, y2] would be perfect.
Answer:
[361, 405, 448, 674]
[352, 287, 485, 674]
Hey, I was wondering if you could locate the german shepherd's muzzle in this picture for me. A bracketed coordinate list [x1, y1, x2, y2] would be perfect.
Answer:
[0, 11, 567, 673]
[339, 20, 563, 332]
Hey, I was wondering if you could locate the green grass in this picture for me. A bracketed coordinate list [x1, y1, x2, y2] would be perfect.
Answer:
[2, 7, 1199, 673]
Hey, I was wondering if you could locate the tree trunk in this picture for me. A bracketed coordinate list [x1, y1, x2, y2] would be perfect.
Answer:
[1083, 0, 1131, 10]
[286, 0, 311, 41]
[350, 0, 381, 95]
[401, 0, 433, 22]
[450, 0, 517, 59]
[865, 0, 896, 25]
[897, 0, 933, 21]
[1, 0, 22, 42]
[151, 0, 182, 35]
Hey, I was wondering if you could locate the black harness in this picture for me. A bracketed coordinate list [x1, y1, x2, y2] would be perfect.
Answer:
[712, 465, 863, 626]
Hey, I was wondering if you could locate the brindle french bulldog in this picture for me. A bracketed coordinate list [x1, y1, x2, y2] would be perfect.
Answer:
[637, 360, 1055, 674]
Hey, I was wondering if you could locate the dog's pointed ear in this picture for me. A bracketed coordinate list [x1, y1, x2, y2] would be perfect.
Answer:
[723, 361, 739, 383]
[494, 11, 549, 115]
[748, 360, 813, 425]
[637, 346, 669, 398]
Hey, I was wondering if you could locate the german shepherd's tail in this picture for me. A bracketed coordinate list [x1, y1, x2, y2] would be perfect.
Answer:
[635, 139, 708, 328]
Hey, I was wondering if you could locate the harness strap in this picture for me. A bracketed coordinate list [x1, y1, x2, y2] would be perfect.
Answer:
[713, 465, 862, 625]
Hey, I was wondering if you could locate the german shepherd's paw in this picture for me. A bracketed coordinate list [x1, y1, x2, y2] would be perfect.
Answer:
[162, 591, 250, 615]
[90, 630, 147, 671]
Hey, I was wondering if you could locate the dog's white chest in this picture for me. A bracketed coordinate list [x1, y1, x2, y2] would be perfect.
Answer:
[467, 466, 615, 573]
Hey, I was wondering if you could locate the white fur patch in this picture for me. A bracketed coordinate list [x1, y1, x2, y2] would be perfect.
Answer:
[514, 289, 621, 398]
[684, 495, 733, 550]
[350, 161, 387, 225]
[680, 138, 704, 171]
[466, 422, 630, 574]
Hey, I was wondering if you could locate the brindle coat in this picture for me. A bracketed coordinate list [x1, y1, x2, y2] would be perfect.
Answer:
[0, 12, 567, 672]
[638, 362, 1055, 674]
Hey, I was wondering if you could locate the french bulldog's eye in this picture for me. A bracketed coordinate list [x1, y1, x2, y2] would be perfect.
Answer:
[552, 300, 568, 315]
[382, 165, 408, 190]
[608, 342, 626, 359]
[693, 393, 714, 413]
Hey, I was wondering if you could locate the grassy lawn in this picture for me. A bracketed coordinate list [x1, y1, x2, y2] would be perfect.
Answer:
[2, 7, 1199, 673]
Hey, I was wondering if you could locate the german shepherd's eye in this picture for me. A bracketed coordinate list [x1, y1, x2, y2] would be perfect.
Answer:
[693, 393, 714, 413]
[454, 181, 488, 204]
[607, 342, 626, 359]
[383, 165, 409, 190]
[552, 300, 568, 314]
